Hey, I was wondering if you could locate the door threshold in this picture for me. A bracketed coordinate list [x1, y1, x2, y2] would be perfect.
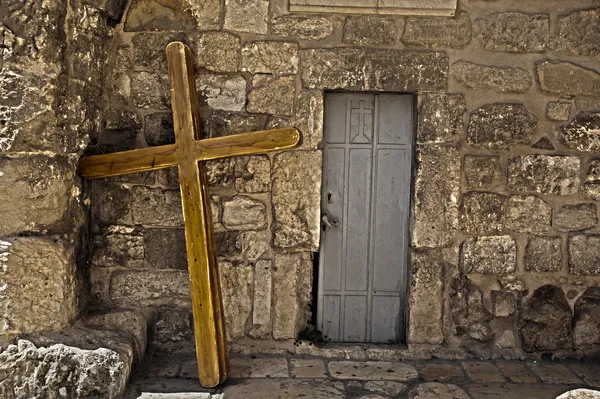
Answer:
[295, 340, 411, 361]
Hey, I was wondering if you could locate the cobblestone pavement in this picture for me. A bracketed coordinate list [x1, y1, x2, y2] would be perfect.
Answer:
[123, 351, 600, 399]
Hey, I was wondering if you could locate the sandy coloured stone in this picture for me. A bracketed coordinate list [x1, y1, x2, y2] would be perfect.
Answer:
[365, 381, 407, 396]
[559, 112, 600, 153]
[460, 236, 516, 274]
[408, 382, 469, 399]
[222, 378, 343, 398]
[585, 160, 600, 201]
[464, 156, 503, 190]
[271, 14, 335, 41]
[491, 291, 516, 317]
[224, 0, 268, 34]
[495, 361, 537, 383]
[547, 102, 572, 121]
[152, 308, 193, 345]
[110, 269, 190, 307]
[131, 71, 169, 109]
[475, 12, 549, 52]
[247, 75, 295, 116]
[197, 32, 241, 73]
[460, 192, 505, 235]
[449, 275, 493, 342]
[220, 261, 253, 339]
[508, 155, 580, 196]
[343, 15, 398, 45]
[221, 196, 267, 230]
[92, 226, 145, 268]
[496, 330, 515, 348]
[420, 364, 463, 381]
[240, 231, 270, 261]
[569, 235, 600, 275]
[329, 361, 418, 381]
[235, 156, 270, 193]
[252, 259, 272, 326]
[505, 195, 551, 234]
[574, 288, 600, 348]
[291, 358, 327, 378]
[467, 103, 537, 149]
[525, 236, 562, 272]
[462, 362, 505, 383]
[555, 204, 598, 232]
[557, 389, 600, 399]
[205, 111, 266, 138]
[402, 12, 471, 48]
[537, 61, 600, 98]
[205, 159, 235, 188]
[416, 93, 466, 144]
[124, 0, 197, 31]
[529, 364, 583, 385]
[556, 9, 600, 56]
[242, 42, 299, 75]
[451, 61, 532, 93]
[196, 72, 248, 111]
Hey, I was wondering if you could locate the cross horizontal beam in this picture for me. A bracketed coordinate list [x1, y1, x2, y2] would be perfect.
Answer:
[78, 127, 301, 179]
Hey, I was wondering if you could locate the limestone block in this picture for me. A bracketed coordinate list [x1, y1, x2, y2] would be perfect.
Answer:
[247, 75, 296, 116]
[92, 226, 145, 268]
[525, 236, 563, 272]
[144, 228, 187, 269]
[270, 90, 324, 150]
[224, 0, 268, 34]
[547, 102, 572, 122]
[81, 0, 127, 20]
[144, 113, 174, 146]
[300, 48, 448, 92]
[560, 112, 600, 153]
[0, 237, 76, 335]
[205, 111, 266, 138]
[272, 151, 322, 250]
[343, 15, 398, 45]
[220, 261, 253, 339]
[556, 9, 600, 56]
[449, 275, 493, 342]
[271, 14, 335, 41]
[416, 93, 466, 144]
[152, 308, 193, 344]
[569, 235, 600, 275]
[206, 159, 235, 188]
[131, 187, 183, 226]
[241, 42, 299, 75]
[253, 260, 273, 326]
[197, 32, 241, 73]
[460, 236, 516, 274]
[0, 156, 76, 237]
[585, 160, 600, 201]
[222, 196, 267, 231]
[215, 231, 241, 258]
[124, 0, 197, 31]
[408, 383, 469, 399]
[508, 155, 580, 196]
[197, 73, 246, 112]
[408, 250, 444, 344]
[131, 71, 170, 109]
[109, 269, 190, 307]
[402, 12, 471, 48]
[519, 285, 572, 351]
[505, 195, 552, 234]
[467, 103, 537, 150]
[460, 192, 505, 236]
[412, 146, 459, 248]
[327, 361, 418, 381]
[132, 32, 192, 72]
[464, 156, 503, 190]
[273, 253, 312, 339]
[573, 288, 600, 347]
[475, 12, 549, 52]
[537, 61, 600, 98]
[451, 61, 532, 93]
[235, 156, 271, 193]
[491, 291, 516, 317]
[555, 204, 598, 232]
[240, 231, 270, 261]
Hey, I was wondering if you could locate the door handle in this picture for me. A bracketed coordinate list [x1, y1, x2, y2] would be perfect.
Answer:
[322, 214, 341, 231]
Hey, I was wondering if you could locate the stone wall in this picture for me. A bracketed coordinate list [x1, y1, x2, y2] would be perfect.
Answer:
[90, 0, 600, 359]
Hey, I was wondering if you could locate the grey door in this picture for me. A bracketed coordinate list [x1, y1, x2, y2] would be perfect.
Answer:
[318, 93, 414, 344]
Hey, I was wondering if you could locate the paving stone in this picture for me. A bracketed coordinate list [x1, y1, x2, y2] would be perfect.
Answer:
[528, 364, 583, 385]
[224, 0, 269, 34]
[291, 358, 327, 378]
[403, 12, 471, 48]
[230, 357, 289, 378]
[467, 383, 573, 399]
[557, 390, 600, 399]
[420, 363, 463, 381]
[271, 14, 335, 41]
[460, 236, 516, 274]
[408, 382, 470, 399]
[247, 74, 296, 116]
[328, 361, 418, 381]
[475, 12, 549, 52]
[344, 15, 398, 45]
[462, 362, 505, 383]
[560, 112, 600, 153]
[143, 360, 180, 378]
[364, 381, 407, 396]
[467, 103, 537, 150]
[451, 61, 532, 93]
[556, 8, 600, 56]
[464, 156, 503, 190]
[537, 61, 600, 98]
[505, 195, 552, 234]
[222, 378, 344, 398]
[252, 259, 272, 327]
[241, 41, 299, 75]
[569, 363, 600, 388]
[144, 228, 187, 269]
[555, 204, 598, 232]
[525, 236, 563, 272]
[197, 32, 241, 73]
[495, 361, 537, 383]
[547, 102, 572, 121]
[508, 155, 580, 196]
[569, 235, 600, 275]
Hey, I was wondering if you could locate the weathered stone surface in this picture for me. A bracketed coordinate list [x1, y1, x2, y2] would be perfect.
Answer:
[449, 275, 493, 342]
[222, 379, 343, 398]
[365, 381, 407, 396]
[110, 269, 190, 307]
[273, 253, 312, 339]
[242, 42, 298, 75]
[491, 291, 516, 317]
[92, 226, 144, 268]
[585, 160, 600, 201]
[505, 195, 552, 234]
[555, 204, 597, 232]
[460, 192, 505, 235]
[300, 48, 448, 92]
[230, 356, 289, 378]
[222, 196, 267, 231]
[0, 339, 130, 399]
[240, 231, 270, 261]
[569, 235, 600, 275]
[547, 102, 572, 122]
[293, 90, 324, 150]
[253, 259, 272, 327]
[556, 9, 600, 56]
[560, 112, 600, 153]
[235, 156, 270, 193]
[557, 389, 600, 399]
[152, 308, 192, 344]
[467, 104, 537, 149]
[329, 361, 418, 381]
[215, 231, 241, 258]
[451, 61, 532, 93]
[531, 136, 554, 151]
[496, 361, 537, 383]
[420, 364, 463, 381]
[247, 75, 295, 116]
[271, 15, 335, 41]
[290, 358, 327, 378]
[408, 382, 469, 399]
[224, 0, 268, 34]
[508, 155, 580, 195]
[530, 364, 584, 385]
[402, 13, 471, 48]
[131, 32, 191, 73]
[206, 159, 235, 188]
[408, 250, 444, 344]
[343, 15, 398, 45]
[0, 238, 76, 335]
[475, 12, 549, 52]
[462, 362, 505, 383]
[131, 72, 169, 109]
[525, 236, 563, 272]
[412, 146, 459, 248]
[519, 285, 573, 352]
[144, 228, 187, 269]
[0, 156, 76, 237]
[123, 0, 196, 31]
[495, 330, 517, 349]
[220, 261, 253, 339]
[272, 151, 321, 250]
[416, 93, 466, 144]
[574, 288, 600, 348]
[197, 32, 241, 73]
[196, 73, 246, 112]
[144, 113, 174, 146]
[464, 156, 503, 190]
[460, 236, 516, 274]
[537, 61, 600, 98]
[205, 111, 266, 138]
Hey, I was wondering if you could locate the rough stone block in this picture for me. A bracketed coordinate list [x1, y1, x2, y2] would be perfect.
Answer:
[110, 269, 190, 307]
[475, 12, 549, 52]
[416, 93, 466, 144]
[450, 275, 493, 342]
[247, 75, 296, 116]
[92, 226, 145, 268]
[291, 90, 324, 150]
[460, 236, 516, 274]
[300, 48, 448, 92]
[491, 291, 516, 317]
[0, 156, 76, 237]
[505, 195, 552, 234]
[556, 8, 600, 56]
[220, 261, 253, 339]
[242, 41, 299, 75]
[508, 155, 580, 195]
[206, 159, 235, 188]
[574, 288, 600, 347]
[464, 156, 503, 190]
[584, 160, 600, 201]
[204, 111, 266, 139]
[525, 236, 563, 272]
[132, 32, 192, 73]
[555, 204, 597, 232]
[235, 156, 271, 193]
[467, 103, 537, 150]
[144, 113, 174, 146]
[408, 250, 444, 344]
[152, 308, 192, 344]
[224, 0, 268, 34]
[547, 102, 571, 122]
[253, 259, 272, 326]
[402, 12, 471, 48]
[240, 231, 270, 261]
[222, 196, 267, 231]
[451, 61, 532, 93]
[271, 14, 335, 41]
[131, 71, 169, 109]
[460, 192, 505, 235]
[272, 151, 322, 250]
[197, 73, 246, 112]
[537, 61, 600, 98]
[412, 146, 459, 248]
[124, 0, 197, 31]
[215, 231, 241, 258]
[569, 235, 600, 275]
[0, 238, 76, 335]
[559, 112, 600, 153]
[197, 32, 241, 73]
[343, 15, 398, 45]
[144, 228, 187, 269]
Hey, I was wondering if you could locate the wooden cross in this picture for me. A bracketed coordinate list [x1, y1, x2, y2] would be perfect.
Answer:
[78, 42, 300, 388]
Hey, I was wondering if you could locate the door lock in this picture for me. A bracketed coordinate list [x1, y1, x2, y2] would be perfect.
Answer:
[322, 214, 341, 231]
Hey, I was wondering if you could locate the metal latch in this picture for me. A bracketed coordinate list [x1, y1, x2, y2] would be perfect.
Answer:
[322, 214, 341, 231]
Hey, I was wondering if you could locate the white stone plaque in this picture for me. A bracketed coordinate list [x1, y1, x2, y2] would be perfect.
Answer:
[290, 0, 457, 16]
